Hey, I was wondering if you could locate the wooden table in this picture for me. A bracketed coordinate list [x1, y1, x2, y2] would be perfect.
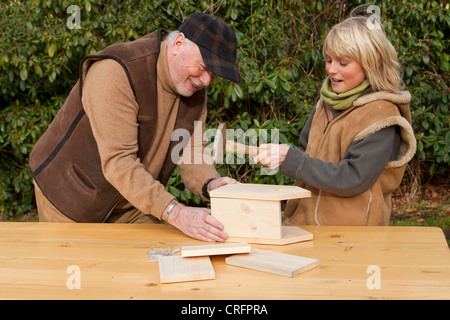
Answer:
[0, 222, 449, 300]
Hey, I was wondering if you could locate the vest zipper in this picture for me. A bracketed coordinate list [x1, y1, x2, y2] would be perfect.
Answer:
[323, 121, 331, 134]
[323, 105, 332, 134]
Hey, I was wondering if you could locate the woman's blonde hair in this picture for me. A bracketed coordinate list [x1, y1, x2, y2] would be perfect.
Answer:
[323, 16, 403, 94]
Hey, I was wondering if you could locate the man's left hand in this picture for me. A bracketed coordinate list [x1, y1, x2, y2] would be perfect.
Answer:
[207, 177, 237, 193]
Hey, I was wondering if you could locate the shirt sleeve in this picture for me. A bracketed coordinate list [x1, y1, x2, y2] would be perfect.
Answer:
[177, 107, 220, 198]
[281, 125, 401, 197]
[82, 59, 175, 219]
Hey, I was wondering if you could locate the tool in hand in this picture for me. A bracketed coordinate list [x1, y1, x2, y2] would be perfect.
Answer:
[211, 123, 259, 163]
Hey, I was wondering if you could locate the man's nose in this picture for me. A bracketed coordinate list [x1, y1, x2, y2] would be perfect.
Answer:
[200, 70, 215, 87]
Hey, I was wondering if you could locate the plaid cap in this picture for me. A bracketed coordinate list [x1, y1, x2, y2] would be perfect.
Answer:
[179, 12, 241, 83]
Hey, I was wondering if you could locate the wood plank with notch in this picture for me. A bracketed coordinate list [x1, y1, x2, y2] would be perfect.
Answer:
[226, 226, 313, 245]
[158, 256, 215, 283]
[210, 183, 311, 201]
[225, 248, 319, 277]
[181, 242, 251, 257]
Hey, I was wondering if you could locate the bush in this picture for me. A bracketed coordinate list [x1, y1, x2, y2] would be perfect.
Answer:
[1, 0, 449, 218]
[386, 1, 450, 178]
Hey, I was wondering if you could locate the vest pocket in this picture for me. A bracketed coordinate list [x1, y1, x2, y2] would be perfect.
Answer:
[315, 189, 373, 225]
[69, 164, 97, 193]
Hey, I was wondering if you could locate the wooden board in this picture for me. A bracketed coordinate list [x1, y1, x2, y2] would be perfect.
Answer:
[210, 183, 311, 201]
[158, 256, 215, 283]
[211, 198, 282, 239]
[181, 242, 251, 257]
[226, 248, 319, 277]
[227, 226, 313, 245]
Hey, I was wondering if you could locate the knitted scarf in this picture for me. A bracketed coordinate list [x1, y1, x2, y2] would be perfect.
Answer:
[320, 77, 371, 110]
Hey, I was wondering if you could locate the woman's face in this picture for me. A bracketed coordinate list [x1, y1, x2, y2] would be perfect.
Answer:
[325, 51, 366, 93]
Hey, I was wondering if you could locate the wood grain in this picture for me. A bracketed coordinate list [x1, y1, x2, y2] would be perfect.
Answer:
[226, 248, 319, 277]
[211, 197, 282, 239]
[158, 256, 215, 283]
[210, 183, 311, 201]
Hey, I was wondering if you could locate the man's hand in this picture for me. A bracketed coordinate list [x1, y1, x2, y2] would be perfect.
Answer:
[253, 143, 291, 170]
[207, 177, 237, 193]
[167, 204, 228, 242]
[163, 177, 235, 242]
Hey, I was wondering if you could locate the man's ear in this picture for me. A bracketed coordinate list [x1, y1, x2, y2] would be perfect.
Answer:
[171, 32, 186, 56]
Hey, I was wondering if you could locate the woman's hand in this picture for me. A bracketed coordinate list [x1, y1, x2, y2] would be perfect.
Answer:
[253, 143, 291, 170]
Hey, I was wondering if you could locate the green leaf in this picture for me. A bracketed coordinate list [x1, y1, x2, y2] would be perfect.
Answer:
[1, 54, 9, 65]
[445, 132, 450, 147]
[233, 84, 244, 99]
[406, 67, 413, 77]
[264, 78, 277, 91]
[417, 140, 423, 152]
[19, 80, 26, 91]
[280, 80, 291, 92]
[226, 84, 233, 98]
[254, 81, 263, 93]
[49, 70, 56, 82]
[429, 162, 436, 176]
[34, 64, 43, 77]
[48, 43, 57, 58]
[169, 186, 180, 197]
[20, 68, 28, 81]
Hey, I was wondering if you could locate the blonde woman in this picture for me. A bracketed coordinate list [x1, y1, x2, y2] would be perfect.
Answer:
[254, 16, 416, 226]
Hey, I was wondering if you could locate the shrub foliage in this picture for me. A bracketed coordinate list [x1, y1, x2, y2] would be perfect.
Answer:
[1, 0, 449, 217]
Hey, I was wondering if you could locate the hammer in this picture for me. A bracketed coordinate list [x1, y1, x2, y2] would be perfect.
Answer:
[211, 123, 259, 163]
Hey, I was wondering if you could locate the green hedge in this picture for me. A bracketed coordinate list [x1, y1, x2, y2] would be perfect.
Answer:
[1, 0, 449, 218]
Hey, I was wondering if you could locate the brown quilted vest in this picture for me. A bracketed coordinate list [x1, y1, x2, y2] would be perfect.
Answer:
[29, 29, 206, 222]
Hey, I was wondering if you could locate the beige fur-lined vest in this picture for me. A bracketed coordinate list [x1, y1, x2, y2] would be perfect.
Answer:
[284, 91, 416, 226]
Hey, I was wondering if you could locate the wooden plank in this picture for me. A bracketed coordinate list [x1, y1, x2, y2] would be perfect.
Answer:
[226, 248, 319, 277]
[211, 198, 282, 239]
[227, 226, 313, 245]
[181, 242, 251, 257]
[210, 183, 311, 201]
[158, 256, 215, 284]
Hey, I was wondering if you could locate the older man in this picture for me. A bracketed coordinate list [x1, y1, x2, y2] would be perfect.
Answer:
[29, 13, 240, 242]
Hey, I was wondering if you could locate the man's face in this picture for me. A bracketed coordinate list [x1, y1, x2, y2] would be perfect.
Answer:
[167, 33, 216, 97]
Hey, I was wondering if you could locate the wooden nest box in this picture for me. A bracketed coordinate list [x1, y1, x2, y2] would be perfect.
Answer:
[210, 183, 313, 245]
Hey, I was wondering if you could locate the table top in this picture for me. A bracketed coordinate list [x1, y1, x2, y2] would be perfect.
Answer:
[0, 222, 449, 300]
